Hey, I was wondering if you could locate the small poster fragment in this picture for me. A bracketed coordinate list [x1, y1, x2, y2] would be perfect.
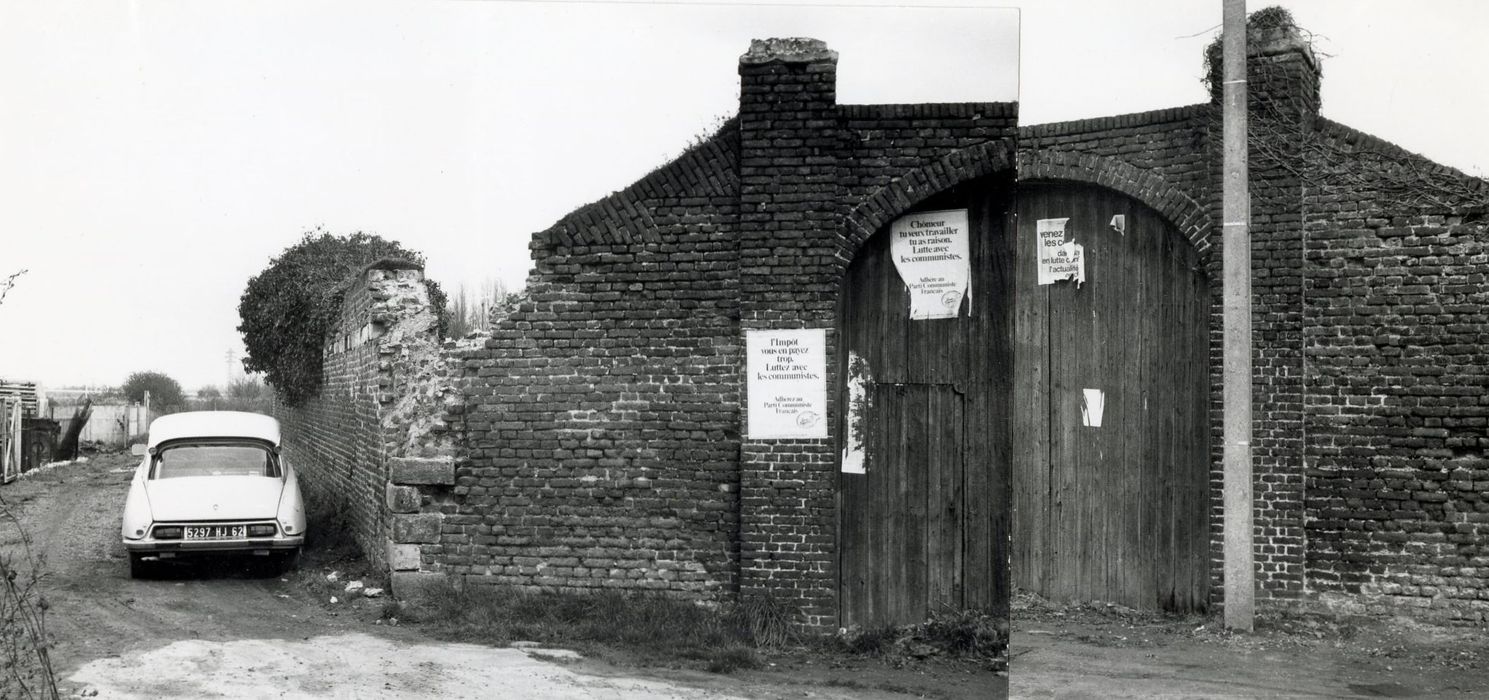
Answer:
[890, 209, 971, 320]
[1037, 218, 1085, 286]
[840, 351, 871, 474]
[1109, 214, 1126, 235]
[746, 328, 828, 439]
[1082, 388, 1106, 428]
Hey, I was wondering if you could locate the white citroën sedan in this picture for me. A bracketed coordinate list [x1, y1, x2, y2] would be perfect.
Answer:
[121, 411, 306, 578]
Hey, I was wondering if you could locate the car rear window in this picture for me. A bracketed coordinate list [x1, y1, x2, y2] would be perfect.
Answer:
[152, 442, 279, 479]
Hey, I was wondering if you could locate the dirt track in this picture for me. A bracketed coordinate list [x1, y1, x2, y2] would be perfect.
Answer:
[2, 453, 999, 699]
[20, 452, 1489, 698]
[1010, 593, 1489, 698]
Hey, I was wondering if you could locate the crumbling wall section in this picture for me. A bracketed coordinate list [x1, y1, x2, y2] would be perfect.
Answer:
[274, 261, 463, 574]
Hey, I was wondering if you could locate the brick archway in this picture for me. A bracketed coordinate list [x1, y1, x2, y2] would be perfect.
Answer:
[1016, 149, 1216, 270]
[841, 144, 1213, 273]
[841, 138, 1016, 267]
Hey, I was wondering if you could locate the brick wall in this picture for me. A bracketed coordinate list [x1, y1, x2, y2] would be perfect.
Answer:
[270, 16, 1489, 626]
[451, 38, 1016, 625]
[450, 116, 746, 598]
[1302, 117, 1489, 620]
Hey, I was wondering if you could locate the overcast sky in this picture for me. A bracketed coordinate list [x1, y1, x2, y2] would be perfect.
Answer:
[1, 0, 1485, 392]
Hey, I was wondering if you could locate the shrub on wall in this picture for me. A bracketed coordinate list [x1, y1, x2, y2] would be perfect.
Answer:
[237, 230, 447, 407]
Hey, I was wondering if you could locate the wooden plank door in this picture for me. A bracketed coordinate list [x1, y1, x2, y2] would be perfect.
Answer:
[839, 383, 964, 625]
[837, 175, 1014, 628]
[1011, 182, 1211, 612]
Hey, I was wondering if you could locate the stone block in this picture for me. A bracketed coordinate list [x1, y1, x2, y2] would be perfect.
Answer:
[392, 513, 442, 544]
[391, 571, 448, 608]
[390, 456, 455, 485]
[386, 541, 422, 571]
[386, 484, 421, 513]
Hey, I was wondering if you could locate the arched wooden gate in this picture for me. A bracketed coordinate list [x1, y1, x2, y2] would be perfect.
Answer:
[837, 178, 1210, 626]
[836, 176, 1014, 627]
[1011, 182, 1211, 612]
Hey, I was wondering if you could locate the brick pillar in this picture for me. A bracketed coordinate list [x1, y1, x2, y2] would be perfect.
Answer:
[736, 38, 842, 628]
[1207, 19, 1320, 602]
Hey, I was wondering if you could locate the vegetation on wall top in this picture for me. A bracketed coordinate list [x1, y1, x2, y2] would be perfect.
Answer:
[237, 230, 447, 407]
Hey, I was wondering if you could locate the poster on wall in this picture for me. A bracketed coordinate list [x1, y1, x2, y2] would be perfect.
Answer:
[1037, 217, 1086, 286]
[746, 328, 828, 439]
[889, 209, 971, 320]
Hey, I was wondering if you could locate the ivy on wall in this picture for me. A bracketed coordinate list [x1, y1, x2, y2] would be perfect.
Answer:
[237, 230, 447, 406]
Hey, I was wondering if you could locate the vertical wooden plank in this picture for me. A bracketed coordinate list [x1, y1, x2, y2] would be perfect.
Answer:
[1136, 197, 1162, 609]
[1046, 186, 1079, 602]
[904, 385, 928, 622]
[986, 185, 1015, 614]
[927, 386, 952, 610]
[1011, 184, 1050, 597]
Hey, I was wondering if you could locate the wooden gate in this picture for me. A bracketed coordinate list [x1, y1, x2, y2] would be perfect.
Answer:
[837, 178, 1013, 627]
[1011, 182, 1211, 612]
[1, 398, 21, 484]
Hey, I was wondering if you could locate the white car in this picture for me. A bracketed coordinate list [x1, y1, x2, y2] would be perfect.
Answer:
[121, 411, 306, 578]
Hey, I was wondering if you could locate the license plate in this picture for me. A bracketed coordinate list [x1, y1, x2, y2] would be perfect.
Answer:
[184, 525, 245, 540]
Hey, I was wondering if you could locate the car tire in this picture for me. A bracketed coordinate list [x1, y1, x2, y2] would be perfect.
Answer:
[276, 548, 301, 575]
[128, 553, 152, 580]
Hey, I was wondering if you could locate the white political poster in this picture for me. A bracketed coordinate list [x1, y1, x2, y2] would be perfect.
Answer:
[889, 209, 971, 320]
[746, 328, 828, 439]
[1037, 217, 1085, 286]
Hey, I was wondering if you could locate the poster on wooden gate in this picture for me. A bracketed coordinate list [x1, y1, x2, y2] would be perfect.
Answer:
[1037, 217, 1086, 286]
[889, 209, 971, 320]
[745, 328, 828, 439]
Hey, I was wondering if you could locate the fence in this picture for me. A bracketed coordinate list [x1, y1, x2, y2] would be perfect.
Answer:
[1, 399, 20, 484]
[48, 402, 148, 448]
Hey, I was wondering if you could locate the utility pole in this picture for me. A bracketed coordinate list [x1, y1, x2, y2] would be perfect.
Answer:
[1222, 0, 1255, 632]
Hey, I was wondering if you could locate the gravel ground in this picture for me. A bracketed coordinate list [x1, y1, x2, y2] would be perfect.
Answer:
[2, 451, 1000, 699]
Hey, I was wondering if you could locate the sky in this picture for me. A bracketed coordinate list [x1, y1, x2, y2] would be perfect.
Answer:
[0, 0, 1485, 393]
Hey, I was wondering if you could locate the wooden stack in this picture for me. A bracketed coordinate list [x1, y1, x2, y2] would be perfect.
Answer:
[0, 381, 40, 417]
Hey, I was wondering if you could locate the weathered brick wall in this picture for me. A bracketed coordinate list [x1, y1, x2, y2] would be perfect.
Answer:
[263, 17, 1485, 626]
[1302, 118, 1489, 620]
[450, 39, 1017, 624]
[275, 262, 459, 571]
[451, 120, 746, 598]
[274, 270, 387, 565]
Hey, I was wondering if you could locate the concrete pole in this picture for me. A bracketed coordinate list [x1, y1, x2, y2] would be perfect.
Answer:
[1222, 0, 1255, 632]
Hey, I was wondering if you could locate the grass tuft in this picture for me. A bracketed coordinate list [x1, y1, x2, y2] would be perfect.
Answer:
[407, 582, 805, 673]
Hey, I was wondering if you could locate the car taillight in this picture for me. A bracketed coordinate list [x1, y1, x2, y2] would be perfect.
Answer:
[248, 524, 277, 537]
[153, 526, 183, 540]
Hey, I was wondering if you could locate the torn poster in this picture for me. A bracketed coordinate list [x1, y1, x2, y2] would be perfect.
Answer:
[745, 328, 828, 439]
[840, 351, 871, 474]
[890, 209, 970, 319]
[1082, 388, 1105, 428]
[1037, 217, 1085, 286]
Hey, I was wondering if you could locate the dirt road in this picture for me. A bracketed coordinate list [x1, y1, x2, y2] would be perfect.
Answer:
[2, 453, 996, 699]
[1010, 593, 1489, 698]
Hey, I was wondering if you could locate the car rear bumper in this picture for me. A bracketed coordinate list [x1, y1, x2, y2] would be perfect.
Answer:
[124, 535, 304, 554]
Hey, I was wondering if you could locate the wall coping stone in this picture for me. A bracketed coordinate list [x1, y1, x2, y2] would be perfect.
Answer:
[740, 37, 836, 65]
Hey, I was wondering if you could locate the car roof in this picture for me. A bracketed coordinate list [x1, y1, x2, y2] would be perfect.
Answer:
[147, 411, 281, 449]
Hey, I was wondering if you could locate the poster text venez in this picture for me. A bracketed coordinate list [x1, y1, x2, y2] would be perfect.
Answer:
[745, 328, 828, 439]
